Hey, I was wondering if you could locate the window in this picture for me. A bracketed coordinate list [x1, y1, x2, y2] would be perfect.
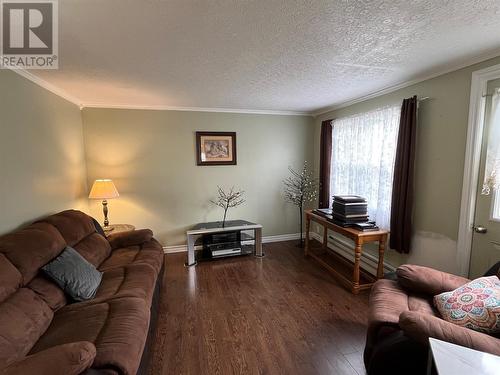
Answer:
[491, 190, 500, 221]
[486, 89, 500, 220]
[330, 105, 401, 230]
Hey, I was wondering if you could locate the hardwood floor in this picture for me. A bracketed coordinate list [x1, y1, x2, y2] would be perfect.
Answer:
[149, 240, 370, 375]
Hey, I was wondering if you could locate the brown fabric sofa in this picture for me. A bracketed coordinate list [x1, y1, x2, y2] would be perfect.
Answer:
[364, 263, 500, 375]
[0, 210, 164, 375]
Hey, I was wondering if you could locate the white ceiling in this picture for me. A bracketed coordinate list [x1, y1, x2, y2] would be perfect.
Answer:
[30, 0, 500, 114]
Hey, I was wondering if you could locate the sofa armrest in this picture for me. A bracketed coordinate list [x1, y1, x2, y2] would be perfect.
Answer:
[396, 264, 469, 295]
[1, 341, 96, 375]
[107, 229, 153, 249]
[399, 311, 500, 356]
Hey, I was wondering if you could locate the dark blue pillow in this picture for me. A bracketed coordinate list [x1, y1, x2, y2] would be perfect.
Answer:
[92, 217, 106, 237]
[42, 246, 102, 301]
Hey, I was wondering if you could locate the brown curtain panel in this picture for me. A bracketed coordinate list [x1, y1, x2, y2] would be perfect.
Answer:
[390, 96, 418, 253]
[319, 119, 333, 208]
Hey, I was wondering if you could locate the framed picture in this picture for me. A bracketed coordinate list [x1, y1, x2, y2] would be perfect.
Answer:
[196, 131, 237, 166]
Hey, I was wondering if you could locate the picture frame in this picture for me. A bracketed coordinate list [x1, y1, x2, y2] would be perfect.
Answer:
[196, 131, 237, 166]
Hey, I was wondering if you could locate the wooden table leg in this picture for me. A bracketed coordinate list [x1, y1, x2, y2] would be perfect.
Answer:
[352, 239, 362, 294]
[305, 214, 311, 257]
[377, 234, 387, 279]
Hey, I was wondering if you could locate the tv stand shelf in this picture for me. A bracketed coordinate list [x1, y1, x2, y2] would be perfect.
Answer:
[194, 231, 255, 246]
[186, 220, 263, 266]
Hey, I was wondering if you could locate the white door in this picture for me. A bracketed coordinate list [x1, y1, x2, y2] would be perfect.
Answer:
[470, 78, 500, 278]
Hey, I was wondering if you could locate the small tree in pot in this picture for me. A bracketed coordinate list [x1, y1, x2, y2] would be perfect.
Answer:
[211, 186, 245, 227]
[283, 161, 318, 247]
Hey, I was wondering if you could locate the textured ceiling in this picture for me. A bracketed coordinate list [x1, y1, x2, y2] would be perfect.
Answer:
[30, 0, 500, 113]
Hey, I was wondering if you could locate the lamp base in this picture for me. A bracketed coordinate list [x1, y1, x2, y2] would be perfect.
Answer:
[102, 199, 109, 227]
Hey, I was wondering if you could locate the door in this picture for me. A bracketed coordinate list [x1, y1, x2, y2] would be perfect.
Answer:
[470, 78, 500, 278]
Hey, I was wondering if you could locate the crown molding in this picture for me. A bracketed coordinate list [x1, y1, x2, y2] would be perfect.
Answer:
[81, 102, 312, 116]
[10, 48, 500, 118]
[312, 49, 500, 117]
[11, 70, 310, 116]
[11, 69, 83, 107]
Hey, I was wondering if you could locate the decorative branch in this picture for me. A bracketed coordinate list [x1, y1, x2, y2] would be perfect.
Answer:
[210, 186, 245, 227]
[283, 161, 318, 246]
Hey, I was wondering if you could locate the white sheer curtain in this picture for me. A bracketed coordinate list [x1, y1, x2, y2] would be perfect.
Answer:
[330, 105, 401, 229]
[482, 88, 500, 195]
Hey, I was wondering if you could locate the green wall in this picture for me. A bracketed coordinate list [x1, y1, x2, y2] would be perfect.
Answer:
[82, 109, 314, 246]
[0, 70, 87, 234]
[314, 56, 500, 274]
[3, 53, 500, 273]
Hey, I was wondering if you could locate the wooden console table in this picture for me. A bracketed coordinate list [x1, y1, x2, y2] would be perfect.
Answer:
[305, 210, 388, 294]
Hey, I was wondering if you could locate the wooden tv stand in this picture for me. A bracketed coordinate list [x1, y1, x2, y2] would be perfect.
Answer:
[304, 210, 388, 294]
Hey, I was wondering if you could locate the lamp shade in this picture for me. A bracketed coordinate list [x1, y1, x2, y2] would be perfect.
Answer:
[88, 179, 119, 199]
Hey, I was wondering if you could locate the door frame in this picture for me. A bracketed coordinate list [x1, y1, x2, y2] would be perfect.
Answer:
[457, 63, 500, 277]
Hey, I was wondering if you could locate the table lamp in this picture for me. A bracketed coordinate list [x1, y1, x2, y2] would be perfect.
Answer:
[88, 179, 119, 227]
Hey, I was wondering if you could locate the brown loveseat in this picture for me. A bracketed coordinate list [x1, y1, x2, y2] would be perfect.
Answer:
[364, 263, 500, 375]
[0, 210, 164, 375]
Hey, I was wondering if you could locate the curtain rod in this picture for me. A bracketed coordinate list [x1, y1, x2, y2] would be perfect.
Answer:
[418, 96, 430, 102]
[483, 88, 500, 97]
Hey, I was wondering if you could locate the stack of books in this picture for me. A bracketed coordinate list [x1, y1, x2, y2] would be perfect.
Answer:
[351, 222, 379, 232]
[313, 196, 380, 231]
[331, 195, 369, 227]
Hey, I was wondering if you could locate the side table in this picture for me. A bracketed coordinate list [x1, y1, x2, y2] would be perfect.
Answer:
[427, 338, 500, 375]
[104, 224, 135, 237]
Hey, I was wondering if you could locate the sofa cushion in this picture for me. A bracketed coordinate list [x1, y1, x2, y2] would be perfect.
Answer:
[107, 229, 153, 250]
[61, 264, 158, 312]
[400, 310, 500, 356]
[99, 239, 164, 275]
[369, 279, 409, 327]
[96, 264, 157, 303]
[0, 254, 22, 304]
[31, 297, 150, 375]
[0, 288, 54, 368]
[27, 275, 67, 310]
[397, 264, 470, 295]
[434, 276, 500, 334]
[0, 222, 65, 285]
[73, 232, 112, 268]
[42, 247, 103, 301]
[38, 210, 96, 247]
[1, 341, 96, 375]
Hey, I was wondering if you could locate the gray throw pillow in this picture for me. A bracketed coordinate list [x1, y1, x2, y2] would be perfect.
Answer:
[42, 246, 102, 301]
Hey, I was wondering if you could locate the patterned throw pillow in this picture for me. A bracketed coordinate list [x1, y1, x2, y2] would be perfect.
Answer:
[434, 276, 500, 334]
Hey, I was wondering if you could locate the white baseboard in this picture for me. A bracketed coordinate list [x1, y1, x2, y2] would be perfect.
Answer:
[163, 245, 188, 254]
[310, 232, 395, 276]
[261, 232, 302, 243]
[163, 232, 303, 254]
